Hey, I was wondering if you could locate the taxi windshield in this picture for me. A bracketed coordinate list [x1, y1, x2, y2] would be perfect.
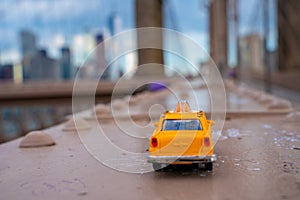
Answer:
[162, 119, 202, 131]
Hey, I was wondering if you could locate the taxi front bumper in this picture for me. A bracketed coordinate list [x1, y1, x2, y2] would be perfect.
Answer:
[147, 154, 217, 164]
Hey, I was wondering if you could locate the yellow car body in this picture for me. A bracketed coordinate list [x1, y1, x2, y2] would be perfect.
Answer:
[148, 101, 216, 171]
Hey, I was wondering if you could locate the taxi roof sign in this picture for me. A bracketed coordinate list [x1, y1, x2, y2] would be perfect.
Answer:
[174, 100, 192, 113]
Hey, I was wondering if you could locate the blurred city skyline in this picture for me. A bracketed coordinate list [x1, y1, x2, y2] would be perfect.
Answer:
[0, 0, 277, 62]
[0, 0, 134, 65]
[0, 0, 278, 81]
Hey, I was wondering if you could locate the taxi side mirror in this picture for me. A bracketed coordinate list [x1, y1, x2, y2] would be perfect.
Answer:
[154, 122, 159, 127]
[208, 120, 215, 126]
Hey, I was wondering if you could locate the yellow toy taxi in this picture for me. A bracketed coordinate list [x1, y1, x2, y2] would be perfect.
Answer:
[148, 100, 216, 171]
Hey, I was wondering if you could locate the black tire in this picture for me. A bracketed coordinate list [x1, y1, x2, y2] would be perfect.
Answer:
[152, 163, 162, 171]
[205, 162, 213, 171]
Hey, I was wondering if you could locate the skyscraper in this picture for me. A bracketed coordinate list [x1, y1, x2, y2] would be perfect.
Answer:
[30, 49, 61, 80]
[20, 30, 37, 80]
[0, 64, 13, 80]
[95, 33, 108, 79]
[60, 47, 71, 80]
[20, 30, 37, 57]
[107, 13, 123, 79]
[108, 13, 122, 36]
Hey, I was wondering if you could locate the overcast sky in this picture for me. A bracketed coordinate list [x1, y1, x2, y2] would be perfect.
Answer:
[0, 0, 277, 66]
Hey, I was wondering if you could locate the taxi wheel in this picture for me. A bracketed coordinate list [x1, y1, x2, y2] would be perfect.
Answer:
[205, 162, 213, 171]
[152, 163, 162, 171]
